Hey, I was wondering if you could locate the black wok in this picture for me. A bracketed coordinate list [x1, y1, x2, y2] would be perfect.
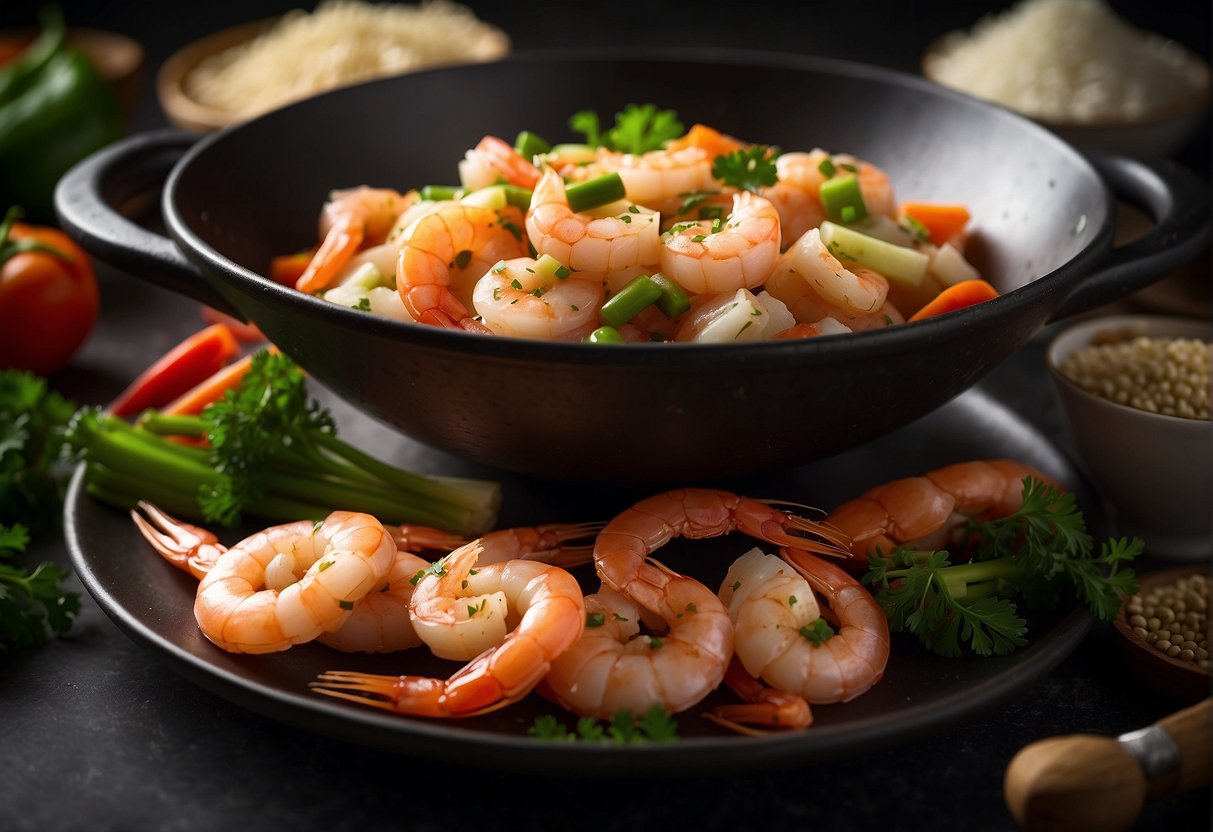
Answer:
[56, 51, 1208, 483]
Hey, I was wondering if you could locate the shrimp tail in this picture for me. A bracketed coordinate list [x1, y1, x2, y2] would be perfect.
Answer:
[296, 213, 364, 294]
[402, 285, 492, 334]
[131, 500, 226, 580]
[704, 656, 813, 735]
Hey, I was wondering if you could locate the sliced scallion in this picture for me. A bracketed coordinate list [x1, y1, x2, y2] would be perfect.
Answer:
[599, 274, 661, 328]
[649, 273, 690, 317]
[819, 174, 868, 224]
[566, 172, 626, 214]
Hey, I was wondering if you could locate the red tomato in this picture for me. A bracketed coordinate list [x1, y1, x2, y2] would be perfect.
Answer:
[0, 214, 100, 375]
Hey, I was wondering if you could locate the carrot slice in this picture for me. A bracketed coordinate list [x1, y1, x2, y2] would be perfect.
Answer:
[667, 124, 746, 158]
[108, 324, 239, 417]
[269, 251, 315, 286]
[899, 202, 971, 246]
[159, 348, 277, 417]
[908, 280, 999, 322]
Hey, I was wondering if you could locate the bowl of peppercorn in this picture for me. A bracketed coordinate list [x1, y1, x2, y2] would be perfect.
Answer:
[1114, 565, 1210, 703]
[1047, 314, 1211, 561]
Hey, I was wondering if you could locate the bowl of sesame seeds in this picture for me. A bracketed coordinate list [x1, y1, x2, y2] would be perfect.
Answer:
[1047, 314, 1211, 560]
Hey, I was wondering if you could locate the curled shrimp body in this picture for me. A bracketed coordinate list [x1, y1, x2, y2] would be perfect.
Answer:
[721, 547, 889, 704]
[296, 187, 415, 294]
[525, 168, 661, 283]
[763, 150, 829, 245]
[312, 539, 585, 718]
[765, 249, 904, 331]
[784, 226, 889, 315]
[542, 571, 734, 719]
[472, 257, 604, 340]
[826, 459, 1058, 569]
[192, 511, 396, 654]
[398, 203, 526, 331]
[659, 192, 781, 294]
[581, 146, 717, 216]
[459, 135, 541, 190]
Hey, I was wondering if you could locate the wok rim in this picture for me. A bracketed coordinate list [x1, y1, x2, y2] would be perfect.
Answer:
[162, 47, 1115, 365]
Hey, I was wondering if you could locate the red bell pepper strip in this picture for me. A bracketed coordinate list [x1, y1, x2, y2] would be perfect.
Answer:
[108, 323, 239, 417]
[908, 280, 999, 322]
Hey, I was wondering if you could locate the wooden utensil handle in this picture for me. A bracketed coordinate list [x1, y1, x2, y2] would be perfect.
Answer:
[1150, 698, 1211, 797]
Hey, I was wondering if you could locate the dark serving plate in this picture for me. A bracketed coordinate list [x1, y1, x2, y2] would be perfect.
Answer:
[66, 386, 1094, 776]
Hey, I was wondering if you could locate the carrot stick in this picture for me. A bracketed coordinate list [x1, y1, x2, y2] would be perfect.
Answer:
[908, 279, 999, 321]
[899, 202, 971, 245]
[159, 348, 276, 417]
[108, 324, 239, 417]
[269, 251, 315, 286]
[667, 124, 746, 158]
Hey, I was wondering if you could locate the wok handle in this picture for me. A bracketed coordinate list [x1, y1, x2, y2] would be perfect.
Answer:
[54, 130, 243, 318]
[1049, 154, 1209, 322]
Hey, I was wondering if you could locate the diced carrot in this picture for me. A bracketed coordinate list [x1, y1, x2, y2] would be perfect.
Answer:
[899, 202, 972, 246]
[270, 250, 316, 287]
[108, 324, 239, 417]
[159, 347, 277, 417]
[200, 305, 265, 342]
[908, 280, 999, 322]
[667, 124, 746, 158]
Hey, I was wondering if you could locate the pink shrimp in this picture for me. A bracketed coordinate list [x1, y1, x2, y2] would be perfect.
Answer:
[825, 459, 1060, 570]
[311, 539, 585, 718]
[659, 192, 781, 294]
[459, 135, 541, 189]
[295, 187, 415, 294]
[397, 202, 526, 331]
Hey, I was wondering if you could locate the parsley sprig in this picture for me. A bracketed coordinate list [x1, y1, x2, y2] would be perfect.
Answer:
[569, 104, 684, 155]
[528, 704, 679, 743]
[862, 478, 1141, 657]
[0, 370, 75, 532]
[66, 350, 500, 535]
[711, 145, 779, 192]
[0, 523, 79, 650]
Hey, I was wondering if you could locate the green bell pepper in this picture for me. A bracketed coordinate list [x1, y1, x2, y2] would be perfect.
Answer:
[0, 7, 124, 222]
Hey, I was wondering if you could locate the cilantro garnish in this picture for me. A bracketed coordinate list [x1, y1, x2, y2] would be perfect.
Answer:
[0, 522, 79, 650]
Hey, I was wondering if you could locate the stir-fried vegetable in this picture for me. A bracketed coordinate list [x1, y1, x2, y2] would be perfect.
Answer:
[862, 477, 1141, 657]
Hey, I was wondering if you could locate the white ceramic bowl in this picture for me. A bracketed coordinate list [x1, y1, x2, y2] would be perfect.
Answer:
[1047, 315, 1211, 560]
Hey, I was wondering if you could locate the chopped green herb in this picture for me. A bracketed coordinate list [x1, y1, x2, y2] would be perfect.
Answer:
[712, 145, 779, 192]
[569, 104, 684, 154]
[799, 618, 834, 645]
[453, 250, 473, 270]
[0, 523, 80, 650]
[339, 600, 354, 611]
[353, 297, 371, 312]
[649, 637, 663, 649]
[586, 612, 606, 628]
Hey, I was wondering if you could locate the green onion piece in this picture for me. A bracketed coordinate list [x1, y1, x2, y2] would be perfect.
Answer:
[514, 130, 551, 159]
[501, 184, 534, 210]
[818, 157, 836, 178]
[566, 173, 626, 214]
[420, 185, 464, 201]
[586, 326, 625, 344]
[649, 273, 690, 317]
[819, 174, 868, 224]
[600, 275, 661, 328]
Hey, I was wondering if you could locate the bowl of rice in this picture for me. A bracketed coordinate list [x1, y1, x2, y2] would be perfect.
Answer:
[923, 0, 1210, 157]
[1047, 314, 1211, 560]
[157, 0, 509, 132]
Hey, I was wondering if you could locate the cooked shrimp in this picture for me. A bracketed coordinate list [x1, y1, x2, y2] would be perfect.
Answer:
[765, 249, 904, 331]
[311, 539, 585, 718]
[134, 504, 599, 655]
[593, 488, 849, 614]
[826, 459, 1059, 569]
[459, 135, 541, 190]
[763, 150, 830, 244]
[580, 145, 717, 216]
[542, 570, 734, 719]
[296, 187, 415, 294]
[720, 547, 889, 704]
[193, 511, 396, 654]
[783, 226, 889, 315]
[398, 202, 526, 331]
[542, 489, 848, 718]
[321, 521, 599, 654]
[525, 168, 661, 283]
[659, 192, 781, 294]
[472, 256, 604, 340]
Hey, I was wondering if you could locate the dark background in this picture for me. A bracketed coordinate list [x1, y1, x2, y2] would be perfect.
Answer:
[1, 2, 1210, 831]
